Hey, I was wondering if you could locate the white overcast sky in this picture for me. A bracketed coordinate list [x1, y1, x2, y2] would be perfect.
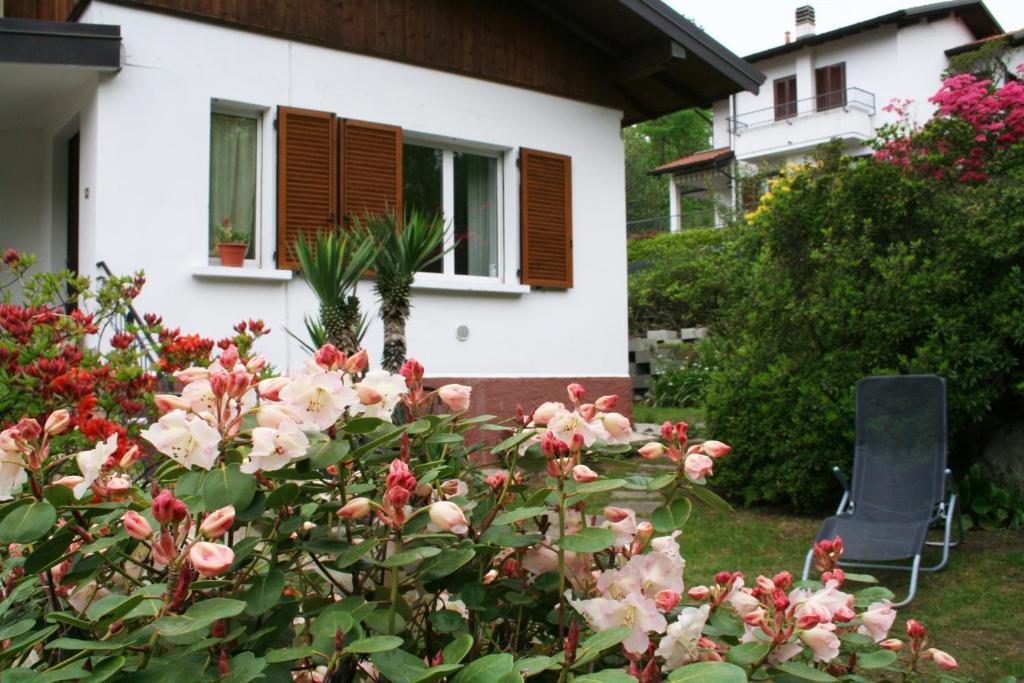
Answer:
[665, 0, 1024, 57]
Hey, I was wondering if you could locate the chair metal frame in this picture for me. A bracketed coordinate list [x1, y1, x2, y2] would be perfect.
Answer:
[801, 465, 963, 607]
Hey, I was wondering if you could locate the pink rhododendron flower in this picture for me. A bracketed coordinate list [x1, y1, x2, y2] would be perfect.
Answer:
[600, 507, 637, 548]
[655, 605, 710, 671]
[189, 541, 235, 577]
[683, 453, 713, 484]
[349, 370, 408, 421]
[256, 404, 302, 429]
[242, 420, 309, 473]
[595, 412, 632, 444]
[800, 622, 841, 662]
[638, 442, 666, 460]
[44, 409, 71, 436]
[701, 440, 731, 458]
[655, 590, 681, 612]
[73, 434, 119, 498]
[858, 600, 896, 642]
[123, 510, 153, 540]
[437, 384, 472, 412]
[280, 365, 357, 430]
[928, 648, 957, 670]
[547, 410, 597, 448]
[200, 505, 236, 539]
[531, 401, 566, 425]
[594, 394, 619, 411]
[338, 497, 371, 520]
[572, 464, 599, 482]
[0, 441, 28, 501]
[570, 591, 667, 655]
[181, 379, 217, 414]
[141, 410, 221, 471]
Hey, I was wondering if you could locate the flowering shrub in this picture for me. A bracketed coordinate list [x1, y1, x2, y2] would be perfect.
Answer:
[0, 339, 963, 681]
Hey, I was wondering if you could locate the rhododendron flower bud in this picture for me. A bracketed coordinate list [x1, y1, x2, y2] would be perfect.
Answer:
[756, 575, 775, 592]
[565, 619, 580, 666]
[189, 541, 235, 577]
[430, 501, 469, 534]
[927, 648, 957, 670]
[219, 345, 239, 370]
[655, 590, 681, 612]
[594, 394, 619, 412]
[701, 440, 731, 458]
[688, 586, 710, 601]
[684, 453, 714, 483]
[399, 358, 424, 386]
[440, 479, 467, 497]
[635, 521, 654, 545]
[154, 394, 190, 413]
[226, 368, 251, 398]
[119, 445, 140, 468]
[546, 457, 574, 478]
[906, 619, 927, 640]
[123, 510, 153, 540]
[44, 409, 71, 436]
[483, 569, 498, 585]
[772, 571, 793, 590]
[386, 486, 411, 509]
[578, 403, 597, 421]
[246, 355, 267, 373]
[386, 459, 417, 491]
[715, 571, 732, 586]
[484, 471, 508, 492]
[355, 383, 383, 405]
[257, 376, 289, 401]
[152, 531, 176, 565]
[566, 383, 585, 403]
[338, 497, 371, 520]
[415, 481, 433, 498]
[569, 431, 585, 453]
[602, 506, 631, 523]
[106, 477, 131, 497]
[771, 588, 789, 612]
[438, 384, 472, 412]
[15, 418, 41, 441]
[743, 608, 767, 626]
[541, 431, 567, 457]
[314, 344, 344, 370]
[833, 605, 856, 622]
[796, 612, 824, 630]
[879, 639, 903, 651]
[344, 349, 368, 373]
[572, 464, 599, 483]
[174, 366, 210, 384]
[152, 490, 181, 525]
[638, 442, 666, 460]
[674, 421, 689, 442]
[821, 567, 845, 587]
[200, 505, 236, 539]
[209, 372, 229, 398]
[660, 421, 674, 441]
[53, 475, 84, 490]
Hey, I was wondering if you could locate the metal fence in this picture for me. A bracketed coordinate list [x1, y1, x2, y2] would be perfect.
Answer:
[728, 87, 876, 132]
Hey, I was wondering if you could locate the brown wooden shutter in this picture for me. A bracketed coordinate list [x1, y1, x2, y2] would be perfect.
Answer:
[339, 119, 402, 226]
[276, 106, 337, 270]
[520, 148, 572, 288]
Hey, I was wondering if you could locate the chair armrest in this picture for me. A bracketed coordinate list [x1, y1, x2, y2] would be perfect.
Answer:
[831, 466, 850, 492]
[944, 468, 958, 496]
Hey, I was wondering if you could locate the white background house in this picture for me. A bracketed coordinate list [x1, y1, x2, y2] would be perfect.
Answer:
[655, 0, 1005, 230]
[0, 0, 763, 415]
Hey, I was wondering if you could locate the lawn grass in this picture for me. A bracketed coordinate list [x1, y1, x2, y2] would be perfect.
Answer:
[674, 505, 1024, 681]
[632, 405, 705, 431]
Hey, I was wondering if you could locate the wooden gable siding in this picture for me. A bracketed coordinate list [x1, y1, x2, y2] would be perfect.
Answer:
[74, 0, 623, 109]
[5, 0, 77, 21]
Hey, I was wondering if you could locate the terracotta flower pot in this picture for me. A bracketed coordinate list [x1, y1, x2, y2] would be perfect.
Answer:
[217, 242, 248, 267]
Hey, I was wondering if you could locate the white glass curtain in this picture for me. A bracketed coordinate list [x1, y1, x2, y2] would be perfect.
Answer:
[209, 113, 257, 256]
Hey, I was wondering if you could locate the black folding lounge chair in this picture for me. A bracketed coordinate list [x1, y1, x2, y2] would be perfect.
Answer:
[801, 375, 963, 606]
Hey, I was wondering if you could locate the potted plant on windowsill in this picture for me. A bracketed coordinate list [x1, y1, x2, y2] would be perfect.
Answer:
[215, 219, 250, 267]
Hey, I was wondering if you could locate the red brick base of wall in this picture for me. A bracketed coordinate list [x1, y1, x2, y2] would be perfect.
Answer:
[424, 376, 634, 421]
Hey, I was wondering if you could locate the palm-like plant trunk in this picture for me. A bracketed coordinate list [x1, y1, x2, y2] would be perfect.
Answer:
[380, 285, 411, 373]
[320, 298, 362, 356]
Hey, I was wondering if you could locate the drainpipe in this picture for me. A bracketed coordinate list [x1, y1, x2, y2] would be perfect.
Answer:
[729, 94, 739, 213]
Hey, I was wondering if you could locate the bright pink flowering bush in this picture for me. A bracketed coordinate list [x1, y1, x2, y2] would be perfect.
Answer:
[0, 338, 964, 681]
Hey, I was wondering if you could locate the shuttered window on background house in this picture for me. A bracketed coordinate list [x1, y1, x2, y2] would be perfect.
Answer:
[276, 106, 337, 270]
[520, 148, 572, 288]
[773, 76, 797, 121]
[339, 119, 403, 228]
[815, 63, 846, 112]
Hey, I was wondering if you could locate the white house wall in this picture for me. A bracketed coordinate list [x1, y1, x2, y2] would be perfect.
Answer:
[78, 2, 629, 384]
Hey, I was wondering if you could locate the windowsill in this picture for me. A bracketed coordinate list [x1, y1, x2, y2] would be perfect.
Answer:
[192, 265, 294, 282]
[411, 274, 529, 295]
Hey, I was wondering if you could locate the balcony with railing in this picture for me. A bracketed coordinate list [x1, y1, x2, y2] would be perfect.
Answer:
[727, 87, 877, 159]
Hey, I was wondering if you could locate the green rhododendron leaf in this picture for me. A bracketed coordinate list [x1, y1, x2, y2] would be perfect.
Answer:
[346, 635, 405, 653]
[725, 640, 770, 666]
[343, 417, 387, 434]
[412, 664, 465, 683]
[380, 546, 441, 567]
[857, 649, 899, 669]
[491, 506, 549, 526]
[557, 527, 615, 553]
[264, 482, 300, 507]
[45, 612, 92, 629]
[854, 586, 895, 607]
[202, 464, 257, 511]
[334, 538, 378, 569]
[651, 498, 692, 532]
[429, 609, 465, 633]
[0, 618, 34, 641]
[839, 632, 874, 647]
[42, 485, 75, 508]
[451, 653, 515, 683]
[0, 500, 56, 544]
[647, 473, 677, 491]
[245, 569, 285, 616]
[418, 545, 475, 581]
[572, 626, 632, 668]
[479, 527, 545, 548]
[82, 655, 127, 682]
[221, 652, 267, 683]
[22, 528, 74, 575]
[442, 634, 474, 664]
[87, 592, 146, 624]
[770, 662, 839, 681]
[310, 605, 354, 639]
[569, 479, 628, 495]
[371, 648, 429, 683]
[154, 598, 246, 636]
[574, 670, 639, 682]
[265, 646, 323, 663]
[685, 484, 732, 513]
[841, 572, 878, 584]
[515, 655, 556, 676]
[667, 662, 748, 682]
[2, 666, 89, 683]
[308, 440, 351, 469]
[45, 638, 128, 651]
[426, 433, 464, 444]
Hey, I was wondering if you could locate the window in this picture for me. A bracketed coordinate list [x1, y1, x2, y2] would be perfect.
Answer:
[209, 111, 259, 259]
[403, 141, 502, 278]
[773, 75, 797, 121]
[815, 63, 846, 112]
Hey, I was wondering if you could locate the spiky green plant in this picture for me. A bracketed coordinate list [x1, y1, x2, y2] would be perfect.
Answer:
[356, 209, 449, 372]
[294, 228, 377, 355]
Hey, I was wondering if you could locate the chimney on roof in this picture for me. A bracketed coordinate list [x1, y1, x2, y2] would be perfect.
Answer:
[785, 30, 792, 44]
[795, 5, 816, 39]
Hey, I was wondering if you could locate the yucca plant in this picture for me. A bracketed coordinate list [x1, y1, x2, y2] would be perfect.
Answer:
[295, 228, 377, 355]
[356, 209, 449, 372]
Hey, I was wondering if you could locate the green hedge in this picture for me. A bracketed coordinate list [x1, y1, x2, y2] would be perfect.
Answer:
[700, 145, 1024, 510]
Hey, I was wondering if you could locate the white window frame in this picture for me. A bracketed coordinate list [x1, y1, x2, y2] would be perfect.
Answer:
[207, 99, 268, 269]
[403, 134, 516, 289]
